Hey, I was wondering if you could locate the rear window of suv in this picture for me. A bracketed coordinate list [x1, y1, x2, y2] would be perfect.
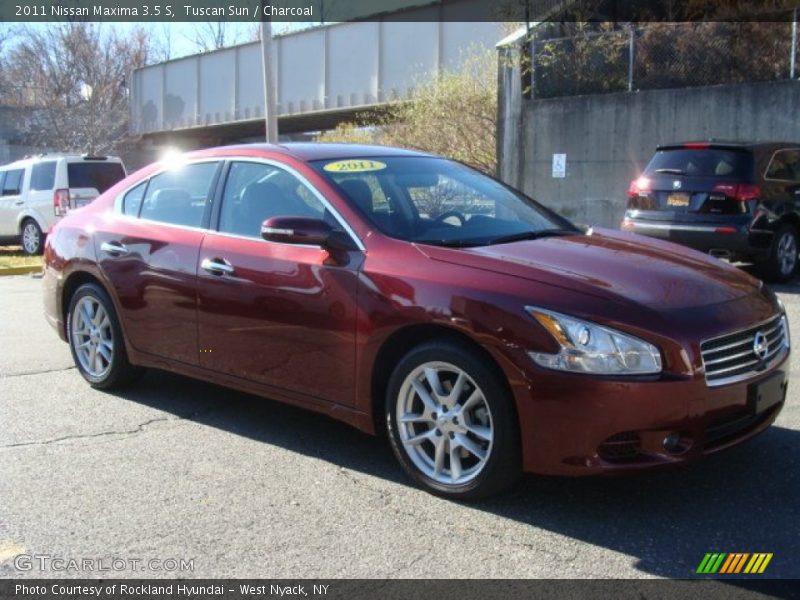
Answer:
[645, 148, 753, 178]
[67, 162, 125, 193]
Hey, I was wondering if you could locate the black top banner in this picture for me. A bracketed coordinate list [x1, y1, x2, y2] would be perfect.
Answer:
[2, 0, 800, 23]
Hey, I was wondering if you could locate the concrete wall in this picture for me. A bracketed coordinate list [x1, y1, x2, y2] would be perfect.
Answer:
[498, 77, 800, 228]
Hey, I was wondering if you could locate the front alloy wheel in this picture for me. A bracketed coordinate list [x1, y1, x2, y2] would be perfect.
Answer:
[386, 341, 520, 499]
[396, 362, 493, 485]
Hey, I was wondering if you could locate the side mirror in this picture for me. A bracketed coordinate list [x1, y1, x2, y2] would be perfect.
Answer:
[261, 216, 356, 251]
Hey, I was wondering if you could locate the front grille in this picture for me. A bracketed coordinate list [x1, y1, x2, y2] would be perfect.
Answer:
[700, 314, 788, 386]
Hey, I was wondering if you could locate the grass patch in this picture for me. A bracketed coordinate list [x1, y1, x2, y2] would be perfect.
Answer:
[0, 246, 43, 271]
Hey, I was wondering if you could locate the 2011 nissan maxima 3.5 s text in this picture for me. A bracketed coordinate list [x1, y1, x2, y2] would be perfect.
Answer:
[43, 144, 790, 499]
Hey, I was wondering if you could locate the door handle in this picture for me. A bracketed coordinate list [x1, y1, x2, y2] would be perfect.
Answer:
[201, 257, 234, 276]
[100, 241, 129, 257]
[13, 200, 23, 206]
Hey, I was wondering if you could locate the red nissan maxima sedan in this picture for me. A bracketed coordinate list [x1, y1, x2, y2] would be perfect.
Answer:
[43, 143, 790, 499]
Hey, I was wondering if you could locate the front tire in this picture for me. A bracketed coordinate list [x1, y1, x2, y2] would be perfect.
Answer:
[385, 341, 521, 500]
[20, 219, 44, 255]
[758, 224, 799, 283]
[67, 283, 143, 389]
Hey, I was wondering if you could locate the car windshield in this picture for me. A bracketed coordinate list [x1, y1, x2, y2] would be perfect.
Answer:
[310, 156, 579, 247]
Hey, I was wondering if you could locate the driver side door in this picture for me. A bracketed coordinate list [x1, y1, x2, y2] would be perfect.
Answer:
[196, 160, 363, 407]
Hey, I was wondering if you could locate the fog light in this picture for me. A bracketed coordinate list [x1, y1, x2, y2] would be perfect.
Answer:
[663, 432, 692, 454]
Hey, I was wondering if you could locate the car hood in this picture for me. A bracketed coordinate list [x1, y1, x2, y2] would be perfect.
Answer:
[416, 228, 762, 311]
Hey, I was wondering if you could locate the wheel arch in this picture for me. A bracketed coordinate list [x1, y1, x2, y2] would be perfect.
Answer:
[779, 211, 800, 231]
[17, 209, 49, 235]
[61, 271, 108, 339]
[369, 323, 519, 437]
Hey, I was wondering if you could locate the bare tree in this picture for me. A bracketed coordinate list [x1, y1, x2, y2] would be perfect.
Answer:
[186, 23, 251, 52]
[4, 23, 151, 154]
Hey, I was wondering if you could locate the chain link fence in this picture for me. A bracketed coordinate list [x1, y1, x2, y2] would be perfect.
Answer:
[530, 19, 799, 99]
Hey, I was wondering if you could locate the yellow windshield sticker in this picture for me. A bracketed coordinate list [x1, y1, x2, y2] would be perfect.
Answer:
[323, 159, 387, 173]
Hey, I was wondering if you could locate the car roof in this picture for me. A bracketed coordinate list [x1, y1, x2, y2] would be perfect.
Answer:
[657, 141, 800, 152]
[0, 154, 122, 169]
[205, 142, 433, 162]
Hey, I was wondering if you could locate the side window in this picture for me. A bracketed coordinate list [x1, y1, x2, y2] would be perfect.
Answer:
[30, 161, 56, 191]
[139, 162, 219, 227]
[219, 161, 332, 239]
[0, 172, 6, 195]
[2, 169, 24, 196]
[766, 150, 800, 182]
[122, 182, 147, 216]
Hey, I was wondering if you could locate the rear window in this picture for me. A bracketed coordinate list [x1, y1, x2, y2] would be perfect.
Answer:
[645, 149, 753, 178]
[67, 162, 126, 193]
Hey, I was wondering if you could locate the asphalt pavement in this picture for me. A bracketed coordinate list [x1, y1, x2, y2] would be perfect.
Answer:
[0, 273, 798, 580]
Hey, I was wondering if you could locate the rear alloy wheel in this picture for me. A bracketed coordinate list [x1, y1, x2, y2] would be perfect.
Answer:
[67, 283, 143, 389]
[760, 224, 799, 283]
[20, 219, 44, 255]
[386, 342, 520, 500]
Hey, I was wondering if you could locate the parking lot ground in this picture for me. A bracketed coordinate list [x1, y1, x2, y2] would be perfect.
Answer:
[0, 274, 799, 579]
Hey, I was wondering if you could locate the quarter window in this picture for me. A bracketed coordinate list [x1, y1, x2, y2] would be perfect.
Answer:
[30, 161, 56, 191]
[122, 181, 147, 216]
[218, 161, 334, 239]
[139, 162, 219, 228]
[1, 169, 24, 196]
[765, 149, 800, 182]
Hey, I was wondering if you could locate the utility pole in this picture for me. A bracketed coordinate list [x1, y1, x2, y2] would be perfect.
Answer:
[260, 0, 279, 143]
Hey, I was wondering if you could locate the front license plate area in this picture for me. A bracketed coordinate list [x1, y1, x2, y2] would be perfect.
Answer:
[667, 193, 690, 207]
[748, 372, 787, 415]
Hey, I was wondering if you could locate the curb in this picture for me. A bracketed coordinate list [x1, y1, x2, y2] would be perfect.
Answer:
[0, 265, 43, 277]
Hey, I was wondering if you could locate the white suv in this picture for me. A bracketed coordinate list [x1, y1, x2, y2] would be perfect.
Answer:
[0, 154, 127, 254]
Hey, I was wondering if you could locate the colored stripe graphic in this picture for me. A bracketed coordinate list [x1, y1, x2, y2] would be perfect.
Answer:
[698, 553, 773, 574]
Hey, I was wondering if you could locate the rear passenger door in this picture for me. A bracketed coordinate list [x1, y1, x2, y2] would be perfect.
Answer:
[95, 160, 222, 365]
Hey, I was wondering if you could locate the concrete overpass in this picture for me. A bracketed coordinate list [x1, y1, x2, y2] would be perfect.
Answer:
[129, 0, 504, 145]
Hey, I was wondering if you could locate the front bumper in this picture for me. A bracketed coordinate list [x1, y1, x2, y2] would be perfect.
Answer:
[515, 355, 788, 476]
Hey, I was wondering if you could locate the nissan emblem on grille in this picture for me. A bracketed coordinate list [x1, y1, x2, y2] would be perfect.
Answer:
[753, 331, 769, 361]
[673, 180, 682, 189]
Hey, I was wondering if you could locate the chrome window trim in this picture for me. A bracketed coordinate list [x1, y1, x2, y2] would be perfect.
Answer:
[700, 312, 789, 387]
[112, 156, 366, 252]
[202, 228, 321, 250]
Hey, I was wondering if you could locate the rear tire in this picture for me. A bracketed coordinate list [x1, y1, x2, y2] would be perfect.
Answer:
[67, 283, 143, 389]
[385, 341, 521, 500]
[20, 219, 44, 255]
[758, 224, 799, 283]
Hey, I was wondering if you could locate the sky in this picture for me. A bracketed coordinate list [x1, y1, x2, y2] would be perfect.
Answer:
[16, 21, 315, 62]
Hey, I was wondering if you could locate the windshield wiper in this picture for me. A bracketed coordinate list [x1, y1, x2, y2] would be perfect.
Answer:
[654, 168, 686, 175]
[414, 239, 484, 248]
[487, 229, 578, 245]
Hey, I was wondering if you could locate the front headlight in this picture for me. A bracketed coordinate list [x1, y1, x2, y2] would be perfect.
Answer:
[525, 307, 662, 375]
